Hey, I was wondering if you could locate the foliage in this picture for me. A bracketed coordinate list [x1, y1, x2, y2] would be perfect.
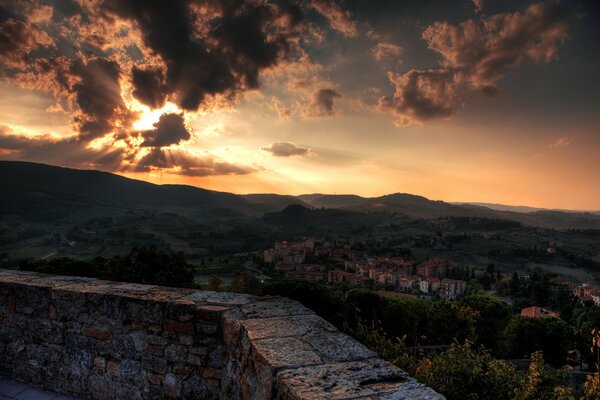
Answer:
[260, 279, 345, 326]
[504, 316, 575, 367]
[460, 294, 512, 353]
[20, 246, 195, 287]
[512, 352, 574, 400]
[413, 341, 519, 400]
[425, 301, 479, 345]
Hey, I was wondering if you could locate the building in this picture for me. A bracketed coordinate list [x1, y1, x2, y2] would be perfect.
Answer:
[520, 306, 560, 318]
[419, 278, 441, 294]
[416, 259, 458, 279]
[328, 269, 359, 286]
[285, 270, 327, 282]
[398, 275, 422, 292]
[440, 279, 466, 299]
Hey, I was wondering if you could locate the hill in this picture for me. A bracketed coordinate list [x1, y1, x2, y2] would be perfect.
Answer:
[0, 161, 259, 221]
[2, 161, 599, 229]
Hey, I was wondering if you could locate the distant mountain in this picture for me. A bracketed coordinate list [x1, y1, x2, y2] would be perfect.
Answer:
[295, 192, 600, 229]
[0, 161, 259, 221]
[454, 202, 569, 214]
[2, 161, 599, 229]
[243, 194, 309, 211]
[298, 193, 368, 208]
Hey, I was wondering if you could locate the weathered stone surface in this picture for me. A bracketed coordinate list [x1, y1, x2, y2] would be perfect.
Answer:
[252, 337, 322, 369]
[303, 331, 375, 362]
[276, 358, 443, 400]
[240, 299, 312, 319]
[0, 269, 444, 400]
[182, 291, 253, 306]
[240, 314, 337, 340]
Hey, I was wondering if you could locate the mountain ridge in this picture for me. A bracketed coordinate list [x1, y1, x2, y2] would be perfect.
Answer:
[2, 160, 599, 229]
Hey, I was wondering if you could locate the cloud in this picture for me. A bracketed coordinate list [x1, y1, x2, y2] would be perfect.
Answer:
[70, 58, 135, 141]
[131, 66, 168, 109]
[309, 88, 341, 116]
[422, 2, 570, 94]
[0, 126, 126, 171]
[550, 137, 571, 148]
[0, 125, 253, 177]
[99, 0, 306, 111]
[262, 142, 310, 157]
[372, 42, 403, 62]
[141, 113, 190, 147]
[378, 69, 455, 126]
[310, 0, 358, 37]
[0, 18, 54, 69]
[135, 147, 254, 176]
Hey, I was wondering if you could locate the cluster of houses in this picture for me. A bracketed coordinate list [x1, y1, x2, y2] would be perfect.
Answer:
[262, 239, 468, 299]
[572, 284, 600, 306]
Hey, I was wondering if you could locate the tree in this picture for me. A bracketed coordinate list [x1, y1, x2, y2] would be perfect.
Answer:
[425, 301, 479, 345]
[503, 316, 575, 367]
[460, 295, 512, 353]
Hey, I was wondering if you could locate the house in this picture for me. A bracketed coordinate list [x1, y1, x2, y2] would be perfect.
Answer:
[440, 279, 466, 299]
[520, 306, 560, 318]
[328, 269, 358, 286]
[398, 275, 422, 292]
[285, 270, 327, 282]
[419, 278, 441, 294]
[417, 259, 458, 279]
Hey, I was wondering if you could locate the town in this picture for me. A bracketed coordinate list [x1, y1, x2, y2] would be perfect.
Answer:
[263, 238, 469, 299]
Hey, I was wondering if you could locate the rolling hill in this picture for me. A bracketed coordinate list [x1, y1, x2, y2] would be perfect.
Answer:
[1, 161, 599, 229]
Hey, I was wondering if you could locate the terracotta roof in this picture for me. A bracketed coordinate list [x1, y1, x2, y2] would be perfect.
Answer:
[520, 306, 560, 318]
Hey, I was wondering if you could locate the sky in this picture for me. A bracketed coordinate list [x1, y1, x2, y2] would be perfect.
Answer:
[0, 0, 599, 210]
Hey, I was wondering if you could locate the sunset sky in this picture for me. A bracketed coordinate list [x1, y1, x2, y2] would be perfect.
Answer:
[0, 0, 599, 210]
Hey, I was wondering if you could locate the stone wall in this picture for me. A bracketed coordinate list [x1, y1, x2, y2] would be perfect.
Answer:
[0, 269, 443, 399]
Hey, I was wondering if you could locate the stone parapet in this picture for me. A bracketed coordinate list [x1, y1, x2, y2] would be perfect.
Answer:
[0, 269, 443, 399]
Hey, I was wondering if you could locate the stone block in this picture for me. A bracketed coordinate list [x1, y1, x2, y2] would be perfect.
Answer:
[241, 299, 312, 319]
[303, 331, 375, 362]
[240, 314, 337, 341]
[181, 291, 253, 307]
[252, 337, 322, 370]
[165, 344, 188, 363]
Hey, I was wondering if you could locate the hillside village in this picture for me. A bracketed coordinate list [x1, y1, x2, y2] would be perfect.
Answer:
[261, 237, 600, 314]
[263, 238, 470, 299]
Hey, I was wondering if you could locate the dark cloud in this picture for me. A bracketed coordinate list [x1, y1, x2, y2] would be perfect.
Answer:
[0, 125, 253, 177]
[310, 88, 341, 116]
[0, 125, 125, 171]
[423, 2, 570, 94]
[378, 69, 455, 126]
[262, 141, 310, 157]
[70, 57, 134, 141]
[131, 66, 168, 108]
[141, 113, 190, 147]
[101, 0, 304, 111]
[0, 18, 54, 69]
[136, 147, 254, 176]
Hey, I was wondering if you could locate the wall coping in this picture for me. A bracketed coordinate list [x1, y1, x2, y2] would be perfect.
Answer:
[0, 269, 443, 399]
